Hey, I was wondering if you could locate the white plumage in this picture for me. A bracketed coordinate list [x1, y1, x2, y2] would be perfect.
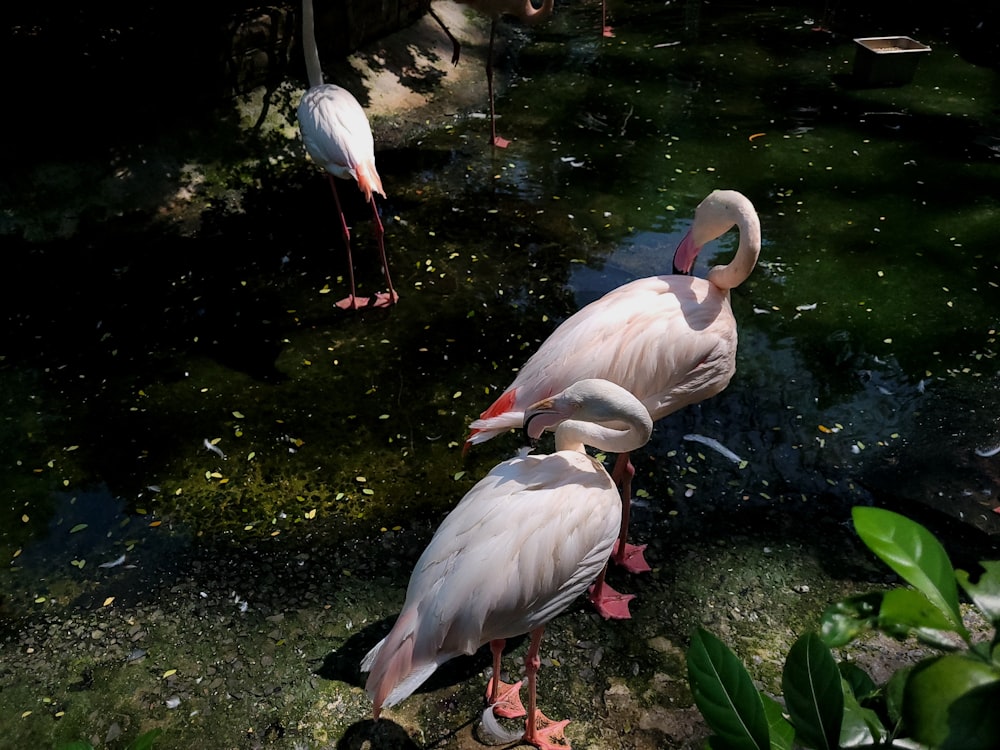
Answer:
[362, 379, 653, 748]
[466, 190, 762, 616]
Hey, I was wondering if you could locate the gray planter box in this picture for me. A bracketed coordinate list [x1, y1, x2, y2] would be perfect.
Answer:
[852, 36, 931, 86]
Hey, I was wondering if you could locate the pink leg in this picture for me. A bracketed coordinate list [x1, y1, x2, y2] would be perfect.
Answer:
[521, 627, 570, 750]
[588, 562, 635, 620]
[328, 176, 369, 310]
[485, 20, 510, 149]
[367, 198, 398, 308]
[485, 638, 526, 719]
[610, 452, 650, 573]
[602, 0, 614, 37]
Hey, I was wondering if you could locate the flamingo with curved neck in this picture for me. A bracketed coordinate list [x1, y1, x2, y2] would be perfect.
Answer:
[466, 190, 762, 618]
[363, 379, 652, 750]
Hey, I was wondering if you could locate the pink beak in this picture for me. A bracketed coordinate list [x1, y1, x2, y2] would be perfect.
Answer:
[672, 229, 701, 275]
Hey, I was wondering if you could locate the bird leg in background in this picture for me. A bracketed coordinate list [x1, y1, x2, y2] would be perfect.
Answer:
[367, 199, 399, 308]
[602, 0, 614, 38]
[328, 175, 370, 310]
[520, 627, 571, 750]
[427, 6, 461, 65]
[609, 452, 651, 574]
[587, 562, 635, 620]
[485, 639, 526, 718]
[485, 20, 510, 149]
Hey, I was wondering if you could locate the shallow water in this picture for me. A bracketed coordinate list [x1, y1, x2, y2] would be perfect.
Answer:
[2, 1, 999, 748]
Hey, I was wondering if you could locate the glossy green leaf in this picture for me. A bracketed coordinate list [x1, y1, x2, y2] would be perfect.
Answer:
[838, 661, 877, 703]
[903, 654, 1000, 747]
[941, 680, 1000, 750]
[687, 628, 770, 750]
[781, 632, 842, 750]
[125, 730, 163, 750]
[852, 506, 968, 639]
[956, 560, 1000, 626]
[820, 592, 881, 647]
[878, 587, 961, 640]
[839, 677, 886, 747]
[884, 666, 909, 726]
[761, 694, 794, 750]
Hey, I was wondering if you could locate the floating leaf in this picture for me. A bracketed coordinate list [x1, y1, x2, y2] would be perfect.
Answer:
[103, 597, 115, 607]
[162, 669, 177, 678]
[69, 524, 88, 534]
[232, 411, 245, 419]
[453, 471, 466, 481]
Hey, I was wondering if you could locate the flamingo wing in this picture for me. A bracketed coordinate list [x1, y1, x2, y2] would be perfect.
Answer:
[362, 450, 619, 710]
[297, 84, 384, 200]
[469, 275, 737, 443]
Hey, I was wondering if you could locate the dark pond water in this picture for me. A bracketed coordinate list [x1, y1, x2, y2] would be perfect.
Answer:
[2, 1, 999, 748]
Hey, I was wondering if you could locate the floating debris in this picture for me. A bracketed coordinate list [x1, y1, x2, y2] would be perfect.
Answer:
[203, 439, 226, 460]
[683, 434, 744, 465]
[975, 442, 1000, 458]
[99, 554, 126, 569]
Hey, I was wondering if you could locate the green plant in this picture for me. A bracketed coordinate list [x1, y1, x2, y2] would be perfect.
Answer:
[686, 506, 1000, 749]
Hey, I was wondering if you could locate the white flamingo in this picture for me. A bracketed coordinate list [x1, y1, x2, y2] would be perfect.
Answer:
[362, 379, 653, 750]
[466, 190, 762, 618]
[296, 0, 398, 309]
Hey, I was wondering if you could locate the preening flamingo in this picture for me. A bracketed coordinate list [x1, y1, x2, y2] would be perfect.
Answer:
[466, 189, 761, 618]
[296, 0, 398, 309]
[428, 0, 555, 148]
[362, 379, 653, 750]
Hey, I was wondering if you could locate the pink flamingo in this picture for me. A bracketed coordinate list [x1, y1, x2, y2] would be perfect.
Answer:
[466, 190, 761, 619]
[428, 0, 555, 148]
[296, 0, 398, 309]
[362, 379, 653, 750]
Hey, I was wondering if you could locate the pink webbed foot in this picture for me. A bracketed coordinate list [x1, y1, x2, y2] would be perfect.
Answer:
[523, 709, 571, 750]
[492, 135, 510, 149]
[588, 579, 635, 620]
[371, 290, 399, 308]
[612, 540, 651, 574]
[486, 677, 526, 719]
[602, 25, 614, 37]
[335, 294, 371, 310]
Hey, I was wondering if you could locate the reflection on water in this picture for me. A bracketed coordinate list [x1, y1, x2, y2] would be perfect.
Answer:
[1, 0, 999, 746]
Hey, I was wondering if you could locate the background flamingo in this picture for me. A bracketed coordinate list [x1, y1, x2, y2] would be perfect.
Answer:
[428, 0, 555, 148]
[466, 189, 761, 618]
[296, 0, 398, 309]
[362, 379, 653, 750]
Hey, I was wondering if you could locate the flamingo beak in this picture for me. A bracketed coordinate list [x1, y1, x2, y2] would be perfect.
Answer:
[672, 229, 700, 275]
[522, 398, 559, 440]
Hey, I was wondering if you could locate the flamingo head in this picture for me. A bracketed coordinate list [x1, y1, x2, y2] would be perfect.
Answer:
[672, 229, 700, 275]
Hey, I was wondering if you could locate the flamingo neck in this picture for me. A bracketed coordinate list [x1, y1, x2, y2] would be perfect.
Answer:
[302, 0, 324, 88]
[706, 201, 761, 291]
[554, 406, 652, 456]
